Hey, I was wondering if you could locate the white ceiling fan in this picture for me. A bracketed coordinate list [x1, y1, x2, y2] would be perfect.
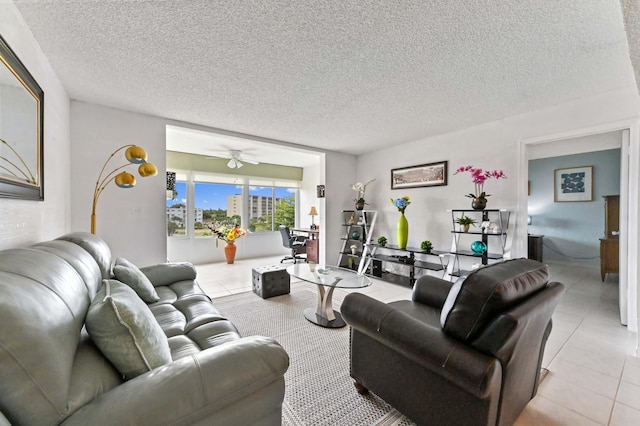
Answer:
[206, 149, 260, 169]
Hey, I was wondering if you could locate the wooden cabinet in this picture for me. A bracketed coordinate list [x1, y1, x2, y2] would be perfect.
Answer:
[600, 195, 619, 281]
[528, 234, 544, 262]
[600, 238, 618, 281]
[293, 229, 319, 263]
[305, 238, 319, 264]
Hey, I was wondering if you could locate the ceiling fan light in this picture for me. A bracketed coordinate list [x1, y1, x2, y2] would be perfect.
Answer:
[227, 158, 243, 168]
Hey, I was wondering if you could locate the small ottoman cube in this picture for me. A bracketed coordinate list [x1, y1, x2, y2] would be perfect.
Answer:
[252, 265, 290, 299]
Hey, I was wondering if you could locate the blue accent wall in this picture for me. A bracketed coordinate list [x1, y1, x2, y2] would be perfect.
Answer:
[528, 149, 620, 261]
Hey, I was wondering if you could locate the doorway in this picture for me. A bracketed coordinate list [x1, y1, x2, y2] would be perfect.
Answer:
[527, 134, 621, 265]
[518, 121, 639, 348]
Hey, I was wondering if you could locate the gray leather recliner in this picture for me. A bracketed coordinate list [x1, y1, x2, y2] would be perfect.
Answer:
[0, 232, 289, 426]
[342, 258, 565, 426]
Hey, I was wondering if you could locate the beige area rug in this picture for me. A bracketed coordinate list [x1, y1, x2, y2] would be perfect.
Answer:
[213, 287, 416, 426]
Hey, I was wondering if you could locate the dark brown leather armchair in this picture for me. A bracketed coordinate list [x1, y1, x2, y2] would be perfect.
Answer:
[341, 258, 565, 426]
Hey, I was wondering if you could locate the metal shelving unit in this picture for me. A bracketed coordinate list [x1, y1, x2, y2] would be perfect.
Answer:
[337, 210, 377, 270]
[447, 209, 510, 278]
[358, 244, 449, 286]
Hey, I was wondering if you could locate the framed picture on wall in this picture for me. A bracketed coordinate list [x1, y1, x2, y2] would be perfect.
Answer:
[391, 161, 448, 189]
[0, 35, 45, 201]
[554, 166, 593, 202]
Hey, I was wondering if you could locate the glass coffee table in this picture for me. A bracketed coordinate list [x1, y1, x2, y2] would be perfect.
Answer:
[286, 264, 372, 328]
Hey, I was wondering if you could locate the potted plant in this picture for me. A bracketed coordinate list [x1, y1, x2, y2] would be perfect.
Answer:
[453, 166, 507, 210]
[455, 216, 477, 232]
[420, 240, 433, 253]
[207, 223, 248, 264]
[377, 236, 387, 247]
[351, 179, 375, 210]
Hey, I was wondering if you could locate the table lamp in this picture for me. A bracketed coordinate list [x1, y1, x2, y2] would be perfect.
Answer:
[309, 206, 318, 230]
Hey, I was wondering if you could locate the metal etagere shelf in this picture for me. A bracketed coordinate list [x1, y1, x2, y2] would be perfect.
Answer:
[337, 210, 378, 270]
[447, 209, 510, 278]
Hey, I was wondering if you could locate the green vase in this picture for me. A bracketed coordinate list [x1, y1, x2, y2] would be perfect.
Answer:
[397, 213, 408, 249]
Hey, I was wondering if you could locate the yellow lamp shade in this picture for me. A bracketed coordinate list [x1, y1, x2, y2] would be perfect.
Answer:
[115, 171, 136, 188]
[125, 145, 148, 164]
[138, 162, 158, 177]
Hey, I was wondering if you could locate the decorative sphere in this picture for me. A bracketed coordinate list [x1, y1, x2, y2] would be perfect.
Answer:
[470, 241, 487, 256]
[352, 232, 360, 240]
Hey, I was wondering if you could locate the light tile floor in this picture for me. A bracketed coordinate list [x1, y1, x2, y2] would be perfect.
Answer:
[195, 257, 640, 425]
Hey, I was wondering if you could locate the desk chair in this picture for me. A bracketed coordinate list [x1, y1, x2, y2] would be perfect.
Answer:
[279, 226, 307, 264]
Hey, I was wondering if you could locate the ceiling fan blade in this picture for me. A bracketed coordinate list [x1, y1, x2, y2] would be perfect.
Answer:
[206, 149, 259, 167]
[206, 150, 232, 159]
[240, 157, 259, 165]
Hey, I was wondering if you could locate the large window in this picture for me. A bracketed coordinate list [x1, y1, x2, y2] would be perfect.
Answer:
[248, 186, 296, 232]
[166, 181, 187, 236]
[194, 182, 241, 236]
[167, 172, 299, 237]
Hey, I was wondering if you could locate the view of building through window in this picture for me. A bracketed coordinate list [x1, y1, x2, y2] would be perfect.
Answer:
[167, 180, 297, 237]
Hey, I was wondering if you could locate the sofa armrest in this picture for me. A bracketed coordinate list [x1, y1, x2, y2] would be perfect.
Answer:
[342, 293, 500, 399]
[411, 275, 453, 309]
[62, 336, 289, 426]
[140, 262, 197, 287]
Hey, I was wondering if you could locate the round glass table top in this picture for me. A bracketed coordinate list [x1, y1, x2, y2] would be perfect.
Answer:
[286, 264, 372, 289]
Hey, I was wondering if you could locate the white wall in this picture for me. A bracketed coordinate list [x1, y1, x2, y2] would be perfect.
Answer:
[358, 123, 516, 272]
[71, 102, 357, 266]
[322, 151, 358, 266]
[70, 102, 167, 266]
[356, 89, 640, 273]
[529, 148, 621, 261]
[168, 232, 288, 265]
[0, 2, 71, 249]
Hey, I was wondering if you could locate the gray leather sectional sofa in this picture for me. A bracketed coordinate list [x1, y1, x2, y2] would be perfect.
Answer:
[0, 232, 289, 425]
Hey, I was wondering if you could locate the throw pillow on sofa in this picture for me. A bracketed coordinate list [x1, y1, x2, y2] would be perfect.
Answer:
[86, 279, 172, 379]
[113, 257, 160, 303]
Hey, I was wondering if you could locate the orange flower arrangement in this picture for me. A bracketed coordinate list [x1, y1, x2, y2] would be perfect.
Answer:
[208, 224, 247, 243]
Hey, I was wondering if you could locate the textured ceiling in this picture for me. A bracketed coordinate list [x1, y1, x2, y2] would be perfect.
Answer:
[13, 0, 637, 157]
[622, 0, 640, 90]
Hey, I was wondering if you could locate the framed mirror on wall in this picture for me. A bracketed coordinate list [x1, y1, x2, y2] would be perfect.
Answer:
[0, 35, 44, 201]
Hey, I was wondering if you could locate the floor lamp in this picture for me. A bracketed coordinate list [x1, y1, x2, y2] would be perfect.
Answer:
[91, 145, 157, 234]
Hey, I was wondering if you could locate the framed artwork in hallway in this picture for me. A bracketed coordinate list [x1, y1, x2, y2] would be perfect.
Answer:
[554, 165, 593, 202]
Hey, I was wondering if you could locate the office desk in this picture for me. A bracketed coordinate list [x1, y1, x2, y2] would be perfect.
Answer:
[293, 228, 320, 263]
